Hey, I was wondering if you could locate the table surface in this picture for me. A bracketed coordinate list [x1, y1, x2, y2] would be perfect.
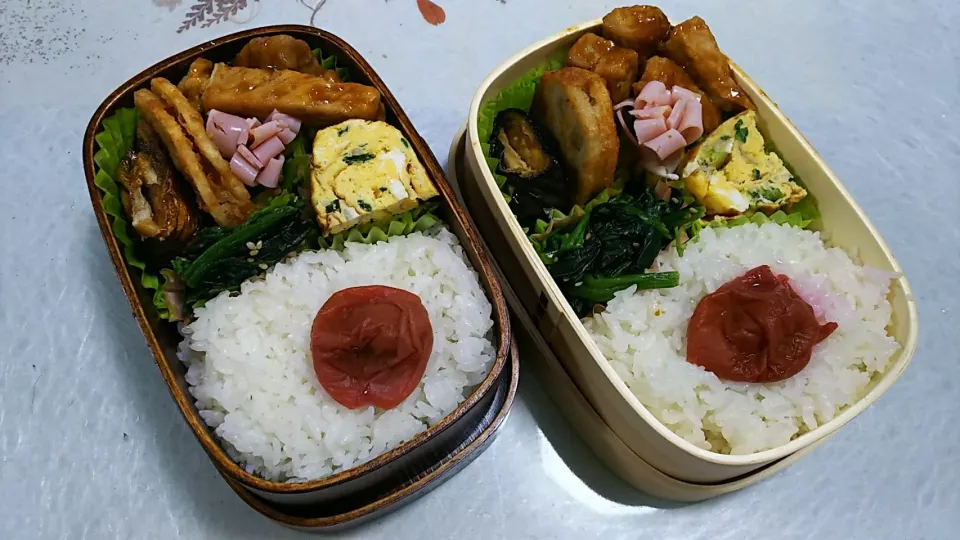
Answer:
[2, 1, 958, 539]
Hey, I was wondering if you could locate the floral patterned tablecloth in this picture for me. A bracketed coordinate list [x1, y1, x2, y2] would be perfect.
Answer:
[171, 0, 453, 33]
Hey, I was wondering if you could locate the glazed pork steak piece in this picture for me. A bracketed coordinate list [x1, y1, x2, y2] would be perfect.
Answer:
[201, 64, 382, 127]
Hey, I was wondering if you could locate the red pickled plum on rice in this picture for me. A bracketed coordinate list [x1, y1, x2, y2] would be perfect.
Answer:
[311, 285, 434, 409]
[686, 265, 838, 383]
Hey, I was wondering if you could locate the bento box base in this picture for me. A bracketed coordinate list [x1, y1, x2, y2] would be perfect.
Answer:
[218, 338, 519, 531]
[461, 17, 917, 485]
[447, 125, 829, 502]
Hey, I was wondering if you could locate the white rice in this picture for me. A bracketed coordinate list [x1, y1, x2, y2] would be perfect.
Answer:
[583, 223, 899, 454]
[179, 228, 496, 482]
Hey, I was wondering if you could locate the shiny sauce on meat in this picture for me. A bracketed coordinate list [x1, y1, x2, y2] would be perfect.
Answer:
[686, 265, 837, 383]
[311, 285, 434, 410]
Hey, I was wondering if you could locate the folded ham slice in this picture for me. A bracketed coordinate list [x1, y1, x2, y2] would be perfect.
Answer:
[630, 105, 672, 121]
[265, 110, 302, 133]
[250, 121, 285, 149]
[636, 80, 671, 109]
[206, 108, 302, 189]
[666, 99, 687, 135]
[230, 151, 259, 187]
[614, 80, 706, 178]
[670, 85, 700, 104]
[643, 129, 687, 160]
[633, 117, 668, 142]
[256, 156, 285, 189]
[676, 98, 703, 144]
[206, 110, 249, 159]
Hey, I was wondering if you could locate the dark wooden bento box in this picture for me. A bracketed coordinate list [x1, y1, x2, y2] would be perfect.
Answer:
[222, 342, 519, 532]
[82, 25, 513, 510]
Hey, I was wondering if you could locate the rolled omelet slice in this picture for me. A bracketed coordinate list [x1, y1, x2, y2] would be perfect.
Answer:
[679, 110, 806, 216]
[310, 119, 439, 235]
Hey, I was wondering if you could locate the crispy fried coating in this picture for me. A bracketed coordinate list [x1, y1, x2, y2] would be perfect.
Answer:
[150, 78, 252, 206]
[601, 6, 671, 59]
[567, 33, 639, 103]
[533, 67, 619, 205]
[177, 58, 213, 112]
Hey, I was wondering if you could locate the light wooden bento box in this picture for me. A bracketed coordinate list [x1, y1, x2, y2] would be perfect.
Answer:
[462, 19, 919, 484]
[448, 127, 829, 501]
